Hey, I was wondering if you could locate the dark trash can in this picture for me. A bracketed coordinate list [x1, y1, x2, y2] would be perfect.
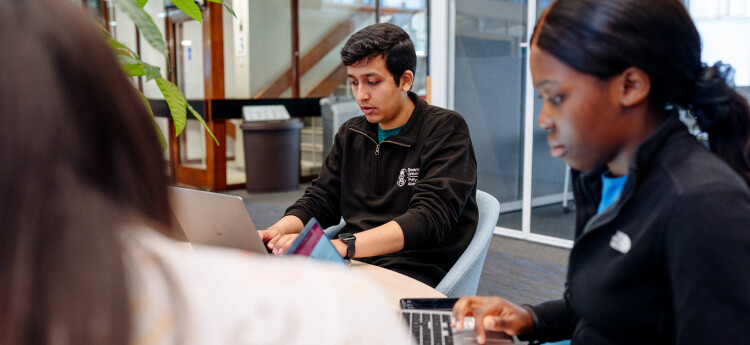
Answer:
[241, 119, 304, 193]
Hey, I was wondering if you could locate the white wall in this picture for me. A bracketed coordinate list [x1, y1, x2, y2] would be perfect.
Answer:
[429, 0, 451, 109]
[225, 0, 251, 98]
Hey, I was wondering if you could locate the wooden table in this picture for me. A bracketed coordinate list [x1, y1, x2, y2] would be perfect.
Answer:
[349, 260, 445, 309]
[178, 242, 444, 309]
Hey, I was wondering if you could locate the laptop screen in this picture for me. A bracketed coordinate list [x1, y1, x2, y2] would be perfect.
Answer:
[286, 218, 346, 265]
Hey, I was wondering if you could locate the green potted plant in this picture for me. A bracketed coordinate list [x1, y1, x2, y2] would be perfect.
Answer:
[102, 0, 236, 149]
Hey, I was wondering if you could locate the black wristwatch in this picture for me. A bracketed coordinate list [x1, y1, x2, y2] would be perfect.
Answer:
[337, 232, 356, 259]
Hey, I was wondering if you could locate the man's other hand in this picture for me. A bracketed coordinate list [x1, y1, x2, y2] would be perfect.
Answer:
[258, 215, 305, 252]
[258, 229, 282, 250]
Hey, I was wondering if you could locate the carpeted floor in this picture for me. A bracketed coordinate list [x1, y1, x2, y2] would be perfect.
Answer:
[478, 236, 568, 305]
[498, 204, 577, 241]
[222, 185, 570, 305]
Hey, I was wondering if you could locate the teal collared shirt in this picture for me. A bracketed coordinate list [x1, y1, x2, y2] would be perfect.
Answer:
[378, 124, 406, 143]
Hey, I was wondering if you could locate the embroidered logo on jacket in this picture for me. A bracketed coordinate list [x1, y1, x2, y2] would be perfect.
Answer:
[396, 168, 419, 187]
[609, 230, 632, 254]
[397, 169, 407, 187]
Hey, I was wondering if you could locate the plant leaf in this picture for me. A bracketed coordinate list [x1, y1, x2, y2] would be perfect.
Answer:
[153, 119, 168, 152]
[155, 78, 186, 136]
[94, 20, 111, 37]
[187, 103, 219, 145]
[206, 0, 237, 18]
[112, 0, 168, 57]
[117, 53, 161, 80]
[137, 0, 149, 8]
[154, 78, 218, 145]
[143, 63, 162, 81]
[138, 92, 168, 152]
[170, 0, 203, 22]
[123, 64, 147, 77]
[139, 90, 156, 119]
[109, 38, 139, 59]
[117, 54, 140, 65]
[222, 2, 236, 18]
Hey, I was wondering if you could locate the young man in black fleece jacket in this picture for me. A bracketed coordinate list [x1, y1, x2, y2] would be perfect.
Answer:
[258, 23, 478, 287]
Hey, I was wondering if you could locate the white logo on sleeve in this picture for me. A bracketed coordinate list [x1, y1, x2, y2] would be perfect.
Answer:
[609, 230, 631, 254]
[396, 168, 419, 187]
[407, 168, 419, 186]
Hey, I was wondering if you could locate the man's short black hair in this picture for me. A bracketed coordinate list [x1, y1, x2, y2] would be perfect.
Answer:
[340, 23, 417, 86]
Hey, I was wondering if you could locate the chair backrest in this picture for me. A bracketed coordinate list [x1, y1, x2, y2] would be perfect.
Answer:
[435, 190, 500, 297]
[323, 218, 346, 239]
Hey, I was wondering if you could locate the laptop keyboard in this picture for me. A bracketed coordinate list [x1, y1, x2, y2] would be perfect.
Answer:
[401, 310, 457, 345]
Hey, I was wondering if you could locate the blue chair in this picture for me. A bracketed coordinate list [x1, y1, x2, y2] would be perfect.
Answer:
[323, 218, 346, 239]
[323, 190, 500, 298]
[436, 190, 499, 297]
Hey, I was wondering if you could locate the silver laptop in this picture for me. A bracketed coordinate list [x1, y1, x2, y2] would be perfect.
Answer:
[400, 310, 515, 345]
[168, 187, 268, 254]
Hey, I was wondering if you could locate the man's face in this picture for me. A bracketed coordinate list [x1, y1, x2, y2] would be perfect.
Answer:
[347, 55, 413, 129]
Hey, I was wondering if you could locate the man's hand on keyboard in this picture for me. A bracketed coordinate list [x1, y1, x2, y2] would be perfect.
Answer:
[270, 233, 298, 255]
[451, 296, 533, 344]
[259, 215, 304, 253]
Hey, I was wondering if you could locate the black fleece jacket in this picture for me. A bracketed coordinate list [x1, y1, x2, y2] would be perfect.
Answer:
[285, 91, 478, 287]
[522, 116, 750, 344]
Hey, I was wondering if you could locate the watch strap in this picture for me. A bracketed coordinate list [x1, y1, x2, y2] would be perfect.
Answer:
[338, 233, 356, 259]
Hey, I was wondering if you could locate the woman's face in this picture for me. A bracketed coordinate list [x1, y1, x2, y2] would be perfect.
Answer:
[530, 44, 630, 173]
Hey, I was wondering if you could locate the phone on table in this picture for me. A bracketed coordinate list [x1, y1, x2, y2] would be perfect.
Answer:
[400, 298, 460, 310]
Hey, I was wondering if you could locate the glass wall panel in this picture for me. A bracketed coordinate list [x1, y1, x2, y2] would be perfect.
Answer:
[248, 1, 292, 97]
[380, 0, 428, 97]
[453, 0, 528, 230]
[689, 0, 750, 100]
[298, 0, 377, 98]
[176, 20, 207, 169]
[294, 0, 426, 99]
[177, 20, 206, 99]
[141, 2, 169, 102]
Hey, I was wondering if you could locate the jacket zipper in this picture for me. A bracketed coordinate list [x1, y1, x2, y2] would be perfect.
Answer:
[348, 128, 412, 155]
[348, 128, 379, 154]
[380, 139, 411, 149]
[348, 127, 412, 194]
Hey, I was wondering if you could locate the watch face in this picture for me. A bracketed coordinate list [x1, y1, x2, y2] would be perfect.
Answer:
[338, 233, 355, 241]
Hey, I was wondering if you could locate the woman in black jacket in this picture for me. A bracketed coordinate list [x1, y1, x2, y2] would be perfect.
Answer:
[452, 0, 750, 344]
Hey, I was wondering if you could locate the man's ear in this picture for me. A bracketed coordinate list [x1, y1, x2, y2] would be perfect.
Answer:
[617, 67, 650, 107]
[400, 70, 414, 92]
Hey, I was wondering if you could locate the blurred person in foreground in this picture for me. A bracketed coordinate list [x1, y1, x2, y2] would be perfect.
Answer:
[452, 0, 750, 344]
[0, 1, 413, 344]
